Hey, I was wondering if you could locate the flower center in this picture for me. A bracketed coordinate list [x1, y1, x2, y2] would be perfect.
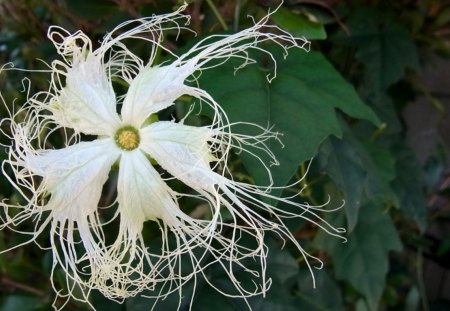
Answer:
[115, 126, 140, 151]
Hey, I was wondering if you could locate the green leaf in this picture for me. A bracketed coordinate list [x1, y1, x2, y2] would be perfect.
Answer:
[319, 131, 397, 230]
[271, 7, 327, 40]
[336, 8, 420, 95]
[198, 46, 379, 188]
[203, 238, 302, 310]
[265, 240, 299, 285]
[319, 136, 366, 230]
[364, 142, 396, 185]
[193, 288, 235, 311]
[125, 288, 193, 311]
[356, 299, 370, 311]
[245, 240, 302, 310]
[391, 145, 427, 231]
[247, 280, 299, 311]
[126, 238, 304, 311]
[295, 270, 345, 311]
[405, 286, 420, 311]
[315, 201, 402, 311]
[363, 141, 399, 203]
[355, 94, 403, 145]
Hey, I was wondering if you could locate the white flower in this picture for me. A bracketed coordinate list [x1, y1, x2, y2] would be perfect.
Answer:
[0, 4, 345, 310]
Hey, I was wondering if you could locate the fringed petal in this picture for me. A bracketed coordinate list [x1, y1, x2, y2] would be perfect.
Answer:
[117, 150, 182, 232]
[140, 121, 217, 189]
[140, 120, 346, 294]
[121, 64, 195, 127]
[25, 138, 119, 220]
[47, 28, 121, 135]
[94, 150, 185, 299]
[173, 8, 310, 80]
[2, 123, 120, 307]
[104, 147, 269, 304]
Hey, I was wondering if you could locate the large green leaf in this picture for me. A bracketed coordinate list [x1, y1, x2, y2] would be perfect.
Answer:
[125, 283, 196, 311]
[206, 239, 344, 311]
[315, 201, 402, 311]
[336, 8, 420, 95]
[319, 132, 397, 230]
[212, 238, 301, 310]
[295, 270, 345, 311]
[391, 145, 427, 231]
[198, 46, 379, 187]
[246, 280, 299, 311]
[319, 136, 366, 230]
[124, 238, 301, 311]
[271, 7, 327, 40]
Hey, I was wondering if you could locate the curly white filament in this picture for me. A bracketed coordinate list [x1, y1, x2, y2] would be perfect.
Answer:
[0, 3, 344, 310]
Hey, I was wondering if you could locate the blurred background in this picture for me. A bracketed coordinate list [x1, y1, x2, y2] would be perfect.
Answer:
[0, 0, 449, 310]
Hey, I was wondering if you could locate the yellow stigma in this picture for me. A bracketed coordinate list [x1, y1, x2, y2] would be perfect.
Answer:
[115, 126, 140, 151]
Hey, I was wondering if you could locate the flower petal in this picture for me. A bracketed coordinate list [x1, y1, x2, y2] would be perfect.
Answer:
[116, 149, 181, 236]
[27, 138, 120, 220]
[140, 121, 218, 189]
[120, 64, 194, 127]
[96, 150, 206, 300]
[50, 51, 121, 135]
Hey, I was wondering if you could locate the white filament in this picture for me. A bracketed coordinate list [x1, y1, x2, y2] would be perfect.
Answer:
[0, 3, 344, 311]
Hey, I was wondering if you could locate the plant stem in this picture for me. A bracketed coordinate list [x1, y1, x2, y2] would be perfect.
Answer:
[0, 276, 46, 296]
[370, 123, 386, 142]
[417, 245, 430, 311]
[233, 0, 241, 32]
[205, 0, 228, 31]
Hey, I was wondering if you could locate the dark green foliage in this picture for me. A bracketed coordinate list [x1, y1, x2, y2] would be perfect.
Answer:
[199, 47, 378, 187]
[315, 201, 402, 311]
[1, 1, 449, 311]
[335, 7, 420, 96]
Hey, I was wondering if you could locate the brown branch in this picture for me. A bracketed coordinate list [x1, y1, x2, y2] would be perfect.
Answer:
[0, 275, 46, 296]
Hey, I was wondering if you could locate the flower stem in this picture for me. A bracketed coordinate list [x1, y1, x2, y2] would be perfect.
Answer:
[233, 0, 241, 31]
[205, 0, 229, 31]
